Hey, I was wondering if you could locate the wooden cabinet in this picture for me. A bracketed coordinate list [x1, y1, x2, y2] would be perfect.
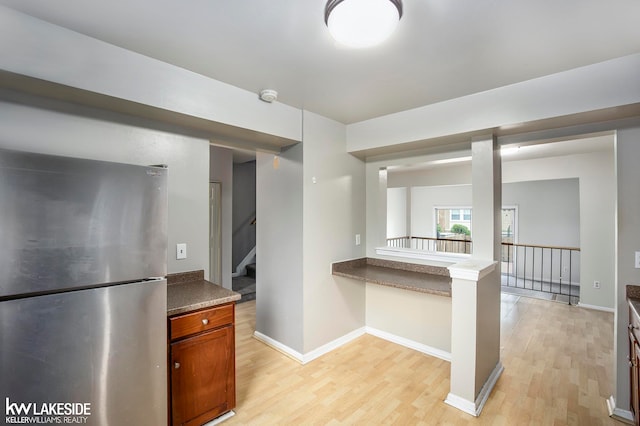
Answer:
[169, 303, 236, 426]
[629, 302, 640, 426]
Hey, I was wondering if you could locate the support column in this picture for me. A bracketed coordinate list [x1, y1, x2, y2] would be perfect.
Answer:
[445, 135, 503, 416]
[471, 135, 502, 260]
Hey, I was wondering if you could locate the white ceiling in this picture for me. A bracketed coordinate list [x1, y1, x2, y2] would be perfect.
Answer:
[387, 134, 614, 173]
[1, 0, 639, 125]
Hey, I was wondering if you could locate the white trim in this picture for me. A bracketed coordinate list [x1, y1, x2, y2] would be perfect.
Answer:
[253, 331, 304, 363]
[606, 395, 634, 424]
[444, 393, 477, 416]
[203, 410, 235, 426]
[254, 328, 367, 365]
[474, 361, 504, 416]
[254, 327, 451, 365]
[375, 246, 468, 263]
[444, 361, 504, 416]
[232, 246, 256, 278]
[448, 259, 497, 281]
[301, 327, 366, 364]
[578, 302, 615, 313]
[365, 326, 451, 362]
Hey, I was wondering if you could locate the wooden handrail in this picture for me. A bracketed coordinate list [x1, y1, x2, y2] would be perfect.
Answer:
[500, 242, 580, 251]
[388, 236, 580, 252]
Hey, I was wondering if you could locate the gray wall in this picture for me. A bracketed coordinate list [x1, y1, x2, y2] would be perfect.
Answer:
[0, 98, 210, 276]
[401, 179, 580, 247]
[381, 147, 614, 309]
[614, 126, 640, 414]
[302, 110, 366, 353]
[209, 145, 233, 289]
[255, 111, 367, 355]
[256, 145, 304, 352]
[232, 161, 256, 270]
[505, 179, 579, 247]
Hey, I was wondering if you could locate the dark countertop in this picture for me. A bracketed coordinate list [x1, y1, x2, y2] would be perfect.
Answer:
[628, 285, 640, 320]
[167, 270, 241, 317]
[332, 258, 452, 297]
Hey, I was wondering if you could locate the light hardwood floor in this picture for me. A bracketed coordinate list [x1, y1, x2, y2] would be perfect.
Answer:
[226, 295, 620, 425]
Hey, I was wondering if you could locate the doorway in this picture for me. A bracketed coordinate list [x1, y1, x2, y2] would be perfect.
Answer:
[209, 181, 222, 285]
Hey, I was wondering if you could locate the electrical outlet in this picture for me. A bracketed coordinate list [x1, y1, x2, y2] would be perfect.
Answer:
[593, 281, 600, 289]
[177, 243, 187, 260]
[636, 251, 640, 269]
[355, 234, 361, 246]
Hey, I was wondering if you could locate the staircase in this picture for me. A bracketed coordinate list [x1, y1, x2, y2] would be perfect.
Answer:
[246, 263, 256, 279]
[232, 263, 256, 303]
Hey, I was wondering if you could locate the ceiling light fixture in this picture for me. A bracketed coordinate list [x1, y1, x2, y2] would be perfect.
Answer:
[500, 146, 520, 157]
[325, 0, 403, 48]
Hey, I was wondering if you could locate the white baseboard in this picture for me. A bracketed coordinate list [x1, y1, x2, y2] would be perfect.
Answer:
[365, 326, 451, 362]
[445, 361, 504, 416]
[253, 331, 304, 363]
[255, 326, 449, 365]
[203, 410, 235, 426]
[578, 302, 615, 313]
[444, 393, 477, 416]
[301, 327, 366, 364]
[474, 361, 504, 415]
[253, 328, 366, 365]
[606, 395, 634, 424]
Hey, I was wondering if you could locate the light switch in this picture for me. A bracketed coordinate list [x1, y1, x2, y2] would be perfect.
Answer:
[177, 243, 187, 260]
[636, 251, 640, 269]
[355, 234, 361, 246]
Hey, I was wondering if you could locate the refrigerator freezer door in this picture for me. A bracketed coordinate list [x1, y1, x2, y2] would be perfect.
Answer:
[0, 148, 168, 298]
[0, 280, 167, 425]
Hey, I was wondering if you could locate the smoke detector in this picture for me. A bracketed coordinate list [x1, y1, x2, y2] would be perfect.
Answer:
[259, 89, 278, 103]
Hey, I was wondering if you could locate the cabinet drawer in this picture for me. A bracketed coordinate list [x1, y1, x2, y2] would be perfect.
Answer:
[170, 303, 234, 341]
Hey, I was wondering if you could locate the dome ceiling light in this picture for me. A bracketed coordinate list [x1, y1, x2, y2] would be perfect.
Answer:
[324, 0, 403, 48]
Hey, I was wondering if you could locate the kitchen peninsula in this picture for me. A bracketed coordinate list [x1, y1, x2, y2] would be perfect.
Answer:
[333, 256, 502, 416]
[167, 270, 240, 426]
[332, 257, 452, 296]
[333, 256, 454, 362]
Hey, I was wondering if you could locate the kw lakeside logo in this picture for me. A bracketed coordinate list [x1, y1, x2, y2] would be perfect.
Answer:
[5, 398, 91, 424]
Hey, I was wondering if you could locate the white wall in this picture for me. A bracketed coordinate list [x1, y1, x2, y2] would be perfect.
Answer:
[0, 99, 210, 276]
[410, 185, 472, 237]
[386, 187, 407, 238]
[302, 111, 366, 353]
[366, 284, 451, 353]
[209, 145, 233, 289]
[256, 145, 304, 352]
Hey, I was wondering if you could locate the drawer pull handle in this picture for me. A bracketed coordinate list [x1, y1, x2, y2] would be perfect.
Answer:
[174, 362, 181, 369]
[202, 319, 209, 325]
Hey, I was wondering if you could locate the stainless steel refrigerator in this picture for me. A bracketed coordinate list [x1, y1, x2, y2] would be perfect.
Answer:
[0, 148, 168, 425]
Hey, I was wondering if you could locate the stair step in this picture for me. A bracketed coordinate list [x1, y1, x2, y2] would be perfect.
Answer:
[246, 263, 256, 279]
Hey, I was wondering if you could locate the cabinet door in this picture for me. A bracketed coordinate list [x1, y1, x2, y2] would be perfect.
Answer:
[171, 325, 235, 426]
[630, 329, 640, 426]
